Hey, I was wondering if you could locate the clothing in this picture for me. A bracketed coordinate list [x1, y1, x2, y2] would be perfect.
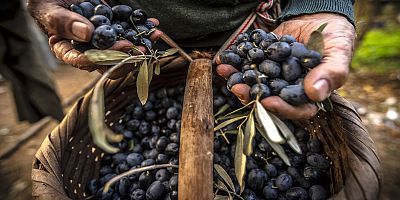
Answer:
[0, 1, 64, 123]
[112, 0, 354, 48]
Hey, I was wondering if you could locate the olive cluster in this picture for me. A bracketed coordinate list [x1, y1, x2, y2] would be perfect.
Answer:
[70, 0, 155, 50]
[220, 29, 322, 106]
[86, 85, 330, 200]
[86, 86, 185, 200]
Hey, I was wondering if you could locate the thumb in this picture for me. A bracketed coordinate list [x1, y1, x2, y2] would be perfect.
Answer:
[28, 1, 94, 42]
[303, 52, 350, 102]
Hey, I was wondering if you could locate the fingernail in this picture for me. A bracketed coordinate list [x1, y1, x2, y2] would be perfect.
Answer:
[72, 21, 91, 41]
[313, 79, 330, 100]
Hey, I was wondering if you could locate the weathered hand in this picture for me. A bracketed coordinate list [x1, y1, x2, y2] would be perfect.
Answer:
[27, 0, 163, 79]
[217, 13, 355, 119]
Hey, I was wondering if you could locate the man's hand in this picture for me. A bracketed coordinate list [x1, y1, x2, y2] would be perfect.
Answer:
[27, 0, 163, 79]
[217, 13, 355, 119]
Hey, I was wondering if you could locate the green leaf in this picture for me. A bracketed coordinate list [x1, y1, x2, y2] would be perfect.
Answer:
[234, 128, 247, 194]
[214, 195, 229, 200]
[214, 116, 246, 132]
[85, 49, 129, 63]
[215, 104, 230, 117]
[137, 61, 149, 105]
[321, 97, 333, 112]
[269, 114, 302, 154]
[154, 60, 161, 75]
[216, 113, 248, 122]
[255, 101, 285, 143]
[307, 30, 325, 56]
[157, 48, 179, 57]
[214, 164, 235, 192]
[216, 180, 232, 200]
[316, 102, 326, 112]
[317, 23, 328, 32]
[148, 60, 154, 84]
[256, 125, 291, 166]
[243, 113, 255, 156]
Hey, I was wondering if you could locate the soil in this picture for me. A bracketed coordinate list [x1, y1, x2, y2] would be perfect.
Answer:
[0, 66, 399, 200]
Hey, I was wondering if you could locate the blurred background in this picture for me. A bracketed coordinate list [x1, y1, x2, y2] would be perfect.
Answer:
[0, 0, 399, 200]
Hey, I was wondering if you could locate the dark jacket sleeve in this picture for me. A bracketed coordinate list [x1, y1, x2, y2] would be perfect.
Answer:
[278, 0, 355, 26]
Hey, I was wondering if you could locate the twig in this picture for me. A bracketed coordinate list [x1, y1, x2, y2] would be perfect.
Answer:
[213, 183, 244, 200]
[104, 164, 178, 192]
[160, 34, 193, 63]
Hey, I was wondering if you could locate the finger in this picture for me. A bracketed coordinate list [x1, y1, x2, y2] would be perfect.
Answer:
[149, 29, 164, 42]
[49, 35, 94, 70]
[260, 96, 318, 120]
[148, 18, 160, 26]
[304, 37, 353, 102]
[28, 1, 94, 42]
[109, 40, 134, 53]
[216, 64, 239, 79]
[231, 84, 251, 105]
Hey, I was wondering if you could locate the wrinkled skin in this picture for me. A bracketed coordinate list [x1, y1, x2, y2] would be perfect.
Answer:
[217, 13, 355, 119]
[27, 0, 163, 79]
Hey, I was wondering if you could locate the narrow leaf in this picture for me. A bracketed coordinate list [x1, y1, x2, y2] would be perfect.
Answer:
[137, 61, 149, 105]
[215, 104, 230, 117]
[307, 31, 325, 55]
[255, 101, 285, 143]
[243, 113, 255, 156]
[92, 58, 145, 66]
[316, 102, 326, 112]
[321, 97, 333, 112]
[148, 61, 154, 84]
[234, 127, 247, 194]
[157, 48, 179, 57]
[214, 164, 235, 192]
[214, 195, 229, 200]
[214, 116, 246, 132]
[256, 125, 291, 166]
[216, 180, 232, 200]
[269, 114, 302, 154]
[154, 60, 161, 75]
[317, 23, 328, 32]
[217, 113, 248, 122]
[85, 49, 129, 63]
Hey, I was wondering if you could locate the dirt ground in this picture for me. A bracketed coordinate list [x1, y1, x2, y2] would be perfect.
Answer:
[0, 65, 399, 200]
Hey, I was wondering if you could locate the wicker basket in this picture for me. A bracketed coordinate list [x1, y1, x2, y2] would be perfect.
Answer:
[31, 55, 382, 200]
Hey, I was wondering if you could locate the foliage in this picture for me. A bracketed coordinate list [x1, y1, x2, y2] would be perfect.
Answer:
[352, 26, 400, 72]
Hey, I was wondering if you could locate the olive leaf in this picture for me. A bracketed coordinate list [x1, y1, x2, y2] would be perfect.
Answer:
[256, 124, 291, 166]
[255, 101, 285, 143]
[321, 97, 333, 112]
[214, 164, 236, 192]
[316, 102, 326, 112]
[216, 180, 233, 200]
[269, 113, 302, 154]
[213, 116, 246, 132]
[137, 61, 149, 105]
[234, 127, 246, 194]
[154, 60, 161, 75]
[216, 113, 248, 122]
[148, 60, 154, 84]
[89, 56, 140, 153]
[214, 195, 230, 200]
[243, 112, 255, 156]
[317, 23, 328, 32]
[306, 23, 328, 56]
[157, 48, 179, 58]
[215, 104, 230, 117]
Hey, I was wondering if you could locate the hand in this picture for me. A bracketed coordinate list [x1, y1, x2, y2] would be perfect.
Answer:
[27, 0, 163, 79]
[217, 13, 355, 119]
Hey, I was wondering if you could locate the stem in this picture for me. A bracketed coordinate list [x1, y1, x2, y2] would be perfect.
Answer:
[160, 34, 193, 62]
[103, 164, 178, 193]
[213, 183, 245, 200]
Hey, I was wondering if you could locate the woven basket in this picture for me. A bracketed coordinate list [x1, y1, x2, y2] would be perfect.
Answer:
[31, 55, 382, 200]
